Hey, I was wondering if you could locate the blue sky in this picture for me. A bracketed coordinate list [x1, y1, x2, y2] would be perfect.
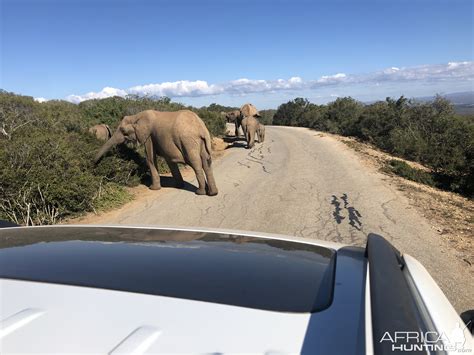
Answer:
[1, 0, 473, 108]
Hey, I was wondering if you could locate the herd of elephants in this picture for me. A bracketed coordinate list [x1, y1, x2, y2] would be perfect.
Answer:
[90, 103, 266, 197]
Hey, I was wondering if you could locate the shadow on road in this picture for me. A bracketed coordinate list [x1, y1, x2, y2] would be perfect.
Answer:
[331, 194, 363, 230]
[223, 135, 247, 149]
[141, 175, 198, 194]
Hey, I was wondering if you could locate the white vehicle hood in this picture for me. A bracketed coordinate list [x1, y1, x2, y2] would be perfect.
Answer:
[1, 279, 312, 354]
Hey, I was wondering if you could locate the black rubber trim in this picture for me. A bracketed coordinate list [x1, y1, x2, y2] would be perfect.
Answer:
[365, 233, 425, 355]
[460, 310, 474, 334]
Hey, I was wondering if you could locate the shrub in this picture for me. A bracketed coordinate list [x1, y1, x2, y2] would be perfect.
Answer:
[384, 160, 436, 186]
[259, 109, 276, 125]
[191, 108, 226, 137]
[0, 126, 146, 224]
[326, 97, 364, 135]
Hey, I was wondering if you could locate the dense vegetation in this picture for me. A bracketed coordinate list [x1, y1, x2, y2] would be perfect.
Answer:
[258, 109, 277, 125]
[273, 96, 474, 196]
[0, 91, 226, 225]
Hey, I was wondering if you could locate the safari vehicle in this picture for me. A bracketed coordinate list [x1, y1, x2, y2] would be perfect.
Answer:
[0, 225, 472, 354]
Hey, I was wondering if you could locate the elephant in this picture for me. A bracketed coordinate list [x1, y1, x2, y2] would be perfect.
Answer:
[241, 116, 260, 149]
[225, 110, 242, 136]
[89, 124, 112, 141]
[257, 122, 265, 143]
[240, 103, 262, 149]
[94, 110, 218, 196]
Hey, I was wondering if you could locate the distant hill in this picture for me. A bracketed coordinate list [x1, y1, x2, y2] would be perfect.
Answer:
[416, 91, 474, 115]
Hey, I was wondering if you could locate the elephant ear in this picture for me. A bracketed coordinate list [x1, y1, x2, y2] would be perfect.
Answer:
[132, 118, 151, 144]
[105, 124, 112, 138]
[250, 105, 262, 118]
[119, 123, 135, 138]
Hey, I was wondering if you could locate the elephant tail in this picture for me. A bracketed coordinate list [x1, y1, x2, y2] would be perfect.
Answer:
[202, 133, 213, 166]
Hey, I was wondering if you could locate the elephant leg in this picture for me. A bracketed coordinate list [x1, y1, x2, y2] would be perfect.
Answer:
[145, 138, 161, 190]
[191, 164, 207, 195]
[166, 159, 184, 188]
[246, 129, 254, 149]
[235, 121, 240, 137]
[250, 129, 256, 148]
[201, 148, 218, 196]
[185, 149, 207, 195]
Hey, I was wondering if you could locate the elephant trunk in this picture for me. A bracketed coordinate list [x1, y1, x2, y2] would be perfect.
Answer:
[94, 133, 124, 163]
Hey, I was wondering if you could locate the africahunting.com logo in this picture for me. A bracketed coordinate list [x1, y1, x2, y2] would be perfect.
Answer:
[380, 323, 472, 353]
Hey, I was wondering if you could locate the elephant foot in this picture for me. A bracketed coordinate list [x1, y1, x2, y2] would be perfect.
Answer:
[149, 184, 162, 190]
[207, 189, 218, 196]
[195, 188, 206, 195]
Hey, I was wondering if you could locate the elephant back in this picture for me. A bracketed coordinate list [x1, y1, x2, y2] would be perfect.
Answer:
[240, 103, 261, 118]
[241, 115, 258, 127]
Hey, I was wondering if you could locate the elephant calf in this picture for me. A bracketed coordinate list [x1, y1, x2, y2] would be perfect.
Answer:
[89, 124, 112, 141]
[94, 110, 218, 196]
[241, 116, 261, 149]
[240, 103, 262, 149]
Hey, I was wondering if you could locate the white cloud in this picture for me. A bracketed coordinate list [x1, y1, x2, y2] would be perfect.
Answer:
[383, 67, 400, 74]
[368, 62, 473, 83]
[317, 73, 347, 83]
[289, 76, 303, 84]
[65, 87, 127, 104]
[128, 80, 221, 97]
[34, 97, 47, 103]
[64, 61, 473, 103]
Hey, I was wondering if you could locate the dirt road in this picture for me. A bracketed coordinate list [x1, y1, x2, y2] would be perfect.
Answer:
[79, 125, 473, 312]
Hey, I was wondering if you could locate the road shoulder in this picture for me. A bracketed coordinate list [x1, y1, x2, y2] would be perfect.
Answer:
[315, 130, 473, 268]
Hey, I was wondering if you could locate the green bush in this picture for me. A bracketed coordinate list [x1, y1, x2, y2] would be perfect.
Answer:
[259, 109, 277, 125]
[92, 183, 133, 213]
[0, 126, 145, 225]
[384, 160, 436, 186]
[191, 108, 226, 137]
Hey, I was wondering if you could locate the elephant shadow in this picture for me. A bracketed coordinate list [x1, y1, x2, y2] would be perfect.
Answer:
[116, 146, 198, 194]
[140, 175, 198, 193]
[223, 135, 247, 149]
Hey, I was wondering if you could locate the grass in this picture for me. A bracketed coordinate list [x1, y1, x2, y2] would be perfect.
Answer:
[384, 159, 437, 187]
[92, 183, 133, 213]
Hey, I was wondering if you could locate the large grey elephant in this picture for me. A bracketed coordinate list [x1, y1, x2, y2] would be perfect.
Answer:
[94, 110, 218, 196]
[89, 124, 112, 141]
[225, 110, 242, 136]
[240, 103, 262, 148]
